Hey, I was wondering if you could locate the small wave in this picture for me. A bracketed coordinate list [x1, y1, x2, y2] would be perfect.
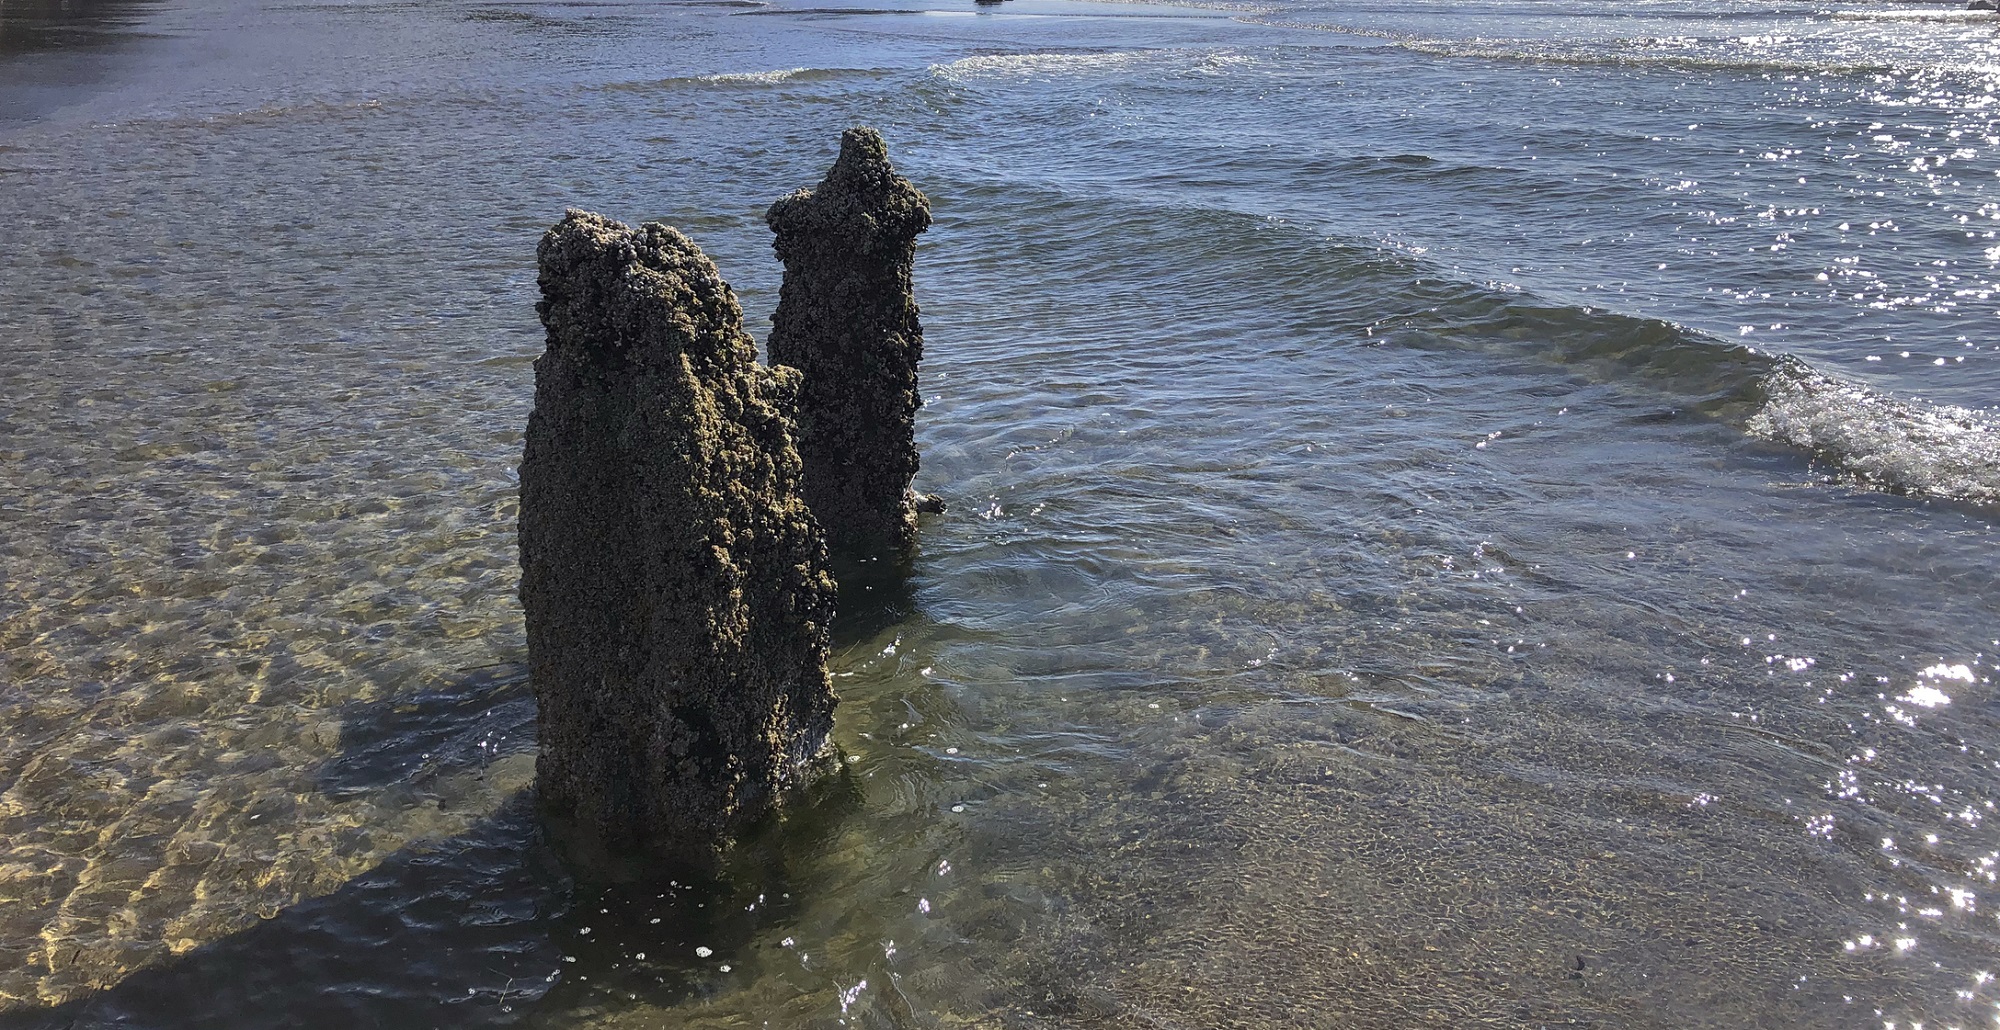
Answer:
[1749, 359, 2000, 504]
[1247, 16, 1990, 78]
[600, 67, 889, 91]
[919, 175, 1997, 506]
[1238, 16, 1403, 40]
[929, 48, 1253, 83]
[1089, 0, 1276, 11]
[1394, 281, 2000, 504]
[735, 5, 905, 13]
[1394, 37, 1903, 78]
[930, 50, 1159, 80]
[133, 97, 394, 131]
[1830, 8, 1999, 21]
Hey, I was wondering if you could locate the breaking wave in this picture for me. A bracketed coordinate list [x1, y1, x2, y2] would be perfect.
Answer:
[1748, 359, 2000, 504]
[1429, 294, 2000, 505]
[1322, 250, 2000, 505]
[1328, 240, 2000, 506]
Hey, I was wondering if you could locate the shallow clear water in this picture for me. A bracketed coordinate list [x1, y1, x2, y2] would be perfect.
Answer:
[1, 0, 1998, 1025]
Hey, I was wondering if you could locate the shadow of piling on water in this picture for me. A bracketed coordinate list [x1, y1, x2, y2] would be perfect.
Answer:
[0, 790, 566, 1030]
[315, 662, 538, 805]
[0, 661, 871, 1030]
[827, 551, 922, 651]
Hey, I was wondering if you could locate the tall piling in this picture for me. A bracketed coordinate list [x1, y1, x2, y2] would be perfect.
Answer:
[520, 210, 838, 874]
[766, 127, 935, 557]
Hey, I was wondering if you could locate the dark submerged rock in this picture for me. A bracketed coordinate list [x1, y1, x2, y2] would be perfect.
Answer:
[520, 210, 838, 876]
[766, 127, 935, 557]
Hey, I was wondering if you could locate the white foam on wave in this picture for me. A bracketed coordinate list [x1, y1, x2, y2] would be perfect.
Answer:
[1747, 361, 2000, 504]
[929, 49, 1250, 83]
[929, 50, 1158, 80]
[699, 68, 820, 85]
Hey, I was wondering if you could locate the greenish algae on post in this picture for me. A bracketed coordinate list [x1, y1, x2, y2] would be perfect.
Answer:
[767, 127, 935, 557]
[520, 210, 837, 876]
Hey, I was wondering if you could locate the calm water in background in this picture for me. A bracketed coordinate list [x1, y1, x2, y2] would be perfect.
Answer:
[2, 0, 2000, 1025]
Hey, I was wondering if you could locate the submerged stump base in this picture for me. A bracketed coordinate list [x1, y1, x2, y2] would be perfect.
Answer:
[520, 210, 837, 876]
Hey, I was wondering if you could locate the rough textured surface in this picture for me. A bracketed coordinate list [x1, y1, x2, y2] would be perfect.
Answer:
[520, 210, 837, 874]
[766, 127, 934, 556]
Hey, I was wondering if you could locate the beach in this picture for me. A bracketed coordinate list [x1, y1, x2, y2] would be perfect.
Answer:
[1, 0, 1998, 1024]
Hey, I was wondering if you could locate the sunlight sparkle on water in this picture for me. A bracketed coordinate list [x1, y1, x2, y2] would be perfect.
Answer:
[1902, 686, 1954, 709]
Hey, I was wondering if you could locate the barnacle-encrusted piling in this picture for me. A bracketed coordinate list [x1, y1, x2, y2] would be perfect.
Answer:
[767, 127, 935, 556]
[520, 210, 837, 874]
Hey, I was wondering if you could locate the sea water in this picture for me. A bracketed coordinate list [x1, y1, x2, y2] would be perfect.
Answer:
[0, 0, 1997, 1025]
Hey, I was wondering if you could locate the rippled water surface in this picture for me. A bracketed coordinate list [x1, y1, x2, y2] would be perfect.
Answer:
[2, 0, 1999, 1025]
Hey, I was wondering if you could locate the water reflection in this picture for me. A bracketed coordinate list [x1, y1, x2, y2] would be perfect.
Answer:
[0, 0, 163, 57]
[0, 0, 167, 129]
